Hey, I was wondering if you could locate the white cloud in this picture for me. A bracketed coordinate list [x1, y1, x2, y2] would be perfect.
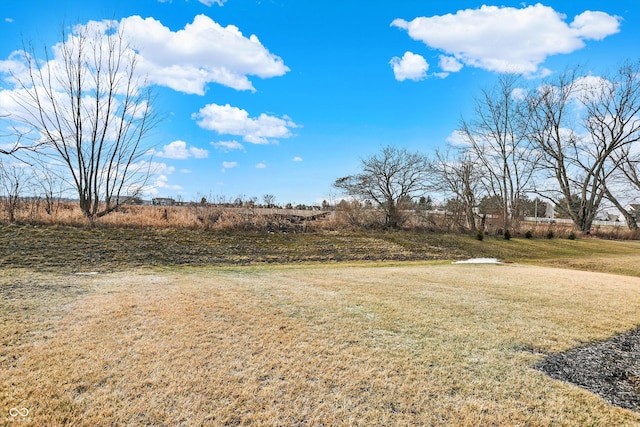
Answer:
[439, 55, 463, 73]
[572, 75, 616, 103]
[222, 161, 238, 172]
[511, 87, 528, 101]
[571, 11, 621, 40]
[189, 147, 209, 159]
[446, 130, 470, 147]
[198, 0, 227, 5]
[157, 0, 226, 5]
[131, 161, 181, 195]
[0, 52, 30, 88]
[120, 14, 288, 94]
[154, 174, 182, 191]
[156, 140, 189, 159]
[256, 162, 267, 169]
[390, 51, 429, 81]
[392, 4, 620, 76]
[194, 103, 298, 144]
[5, 18, 13, 23]
[132, 160, 175, 176]
[155, 140, 209, 159]
[293, 156, 303, 162]
[211, 140, 245, 152]
[0, 15, 290, 145]
[433, 72, 450, 79]
[180, 169, 191, 174]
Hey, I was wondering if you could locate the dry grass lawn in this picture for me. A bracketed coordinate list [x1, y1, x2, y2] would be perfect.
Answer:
[2, 263, 640, 426]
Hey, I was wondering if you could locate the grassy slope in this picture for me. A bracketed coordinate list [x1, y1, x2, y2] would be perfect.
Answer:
[2, 223, 640, 276]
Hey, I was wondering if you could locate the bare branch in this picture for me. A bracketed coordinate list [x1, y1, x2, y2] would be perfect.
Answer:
[333, 146, 431, 228]
[3, 22, 159, 222]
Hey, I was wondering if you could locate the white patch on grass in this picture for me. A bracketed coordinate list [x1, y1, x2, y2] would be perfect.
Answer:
[452, 258, 501, 264]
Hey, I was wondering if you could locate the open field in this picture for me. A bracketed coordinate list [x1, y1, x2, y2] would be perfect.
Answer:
[2, 225, 640, 425]
[2, 263, 640, 425]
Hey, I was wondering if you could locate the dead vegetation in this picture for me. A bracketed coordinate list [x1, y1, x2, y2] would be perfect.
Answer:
[2, 264, 640, 425]
[2, 206, 640, 425]
[1, 200, 639, 241]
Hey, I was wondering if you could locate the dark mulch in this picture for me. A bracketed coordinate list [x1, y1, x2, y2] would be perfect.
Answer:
[535, 326, 640, 412]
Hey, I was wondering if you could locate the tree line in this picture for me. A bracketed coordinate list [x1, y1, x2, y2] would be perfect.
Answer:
[335, 63, 640, 234]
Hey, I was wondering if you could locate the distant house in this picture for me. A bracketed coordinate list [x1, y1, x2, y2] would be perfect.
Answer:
[152, 197, 175, 206]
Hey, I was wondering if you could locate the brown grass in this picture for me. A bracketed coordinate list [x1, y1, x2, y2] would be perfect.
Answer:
[0, 200, 332, 230]
[2, 263, 640, 425]
[4, 200, 640, 240]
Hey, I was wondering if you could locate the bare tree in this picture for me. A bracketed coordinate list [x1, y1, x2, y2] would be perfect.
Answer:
[526, 64, 640, 233]
[333, 146, 431, 228]
[458, 74, 537, 232]
[584, 61, 640, 231]
[525, 68, 599, 233]
[7, 23, 158, 221]
[0, 160, 30, 223]
[262, 194, 276, 208]
[33, 162, 66, 215]
[430, 149, 484, 233]
[608, 143, 640, 229]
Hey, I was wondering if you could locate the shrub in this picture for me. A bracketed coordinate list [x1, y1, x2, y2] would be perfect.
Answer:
[568, 231, 577, 240]
[524, 230, 533, 239]
[546, 229, 554, 239]
[504, 229, 511, 240]
[476, 229, 484, 241]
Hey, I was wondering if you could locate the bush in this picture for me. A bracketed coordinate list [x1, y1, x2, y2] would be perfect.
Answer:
[524, 230, 533, 239]
[568, 231, 577, 240]
[546, 229, 554, 239]
[476, 229, 484, 241]
[504, 229, 511, 240]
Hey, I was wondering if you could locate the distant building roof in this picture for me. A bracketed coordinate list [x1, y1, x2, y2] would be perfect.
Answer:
[152, 197, 175, 205]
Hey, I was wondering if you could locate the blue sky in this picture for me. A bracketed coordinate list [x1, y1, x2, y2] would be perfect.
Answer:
[0, 1, 637, 205]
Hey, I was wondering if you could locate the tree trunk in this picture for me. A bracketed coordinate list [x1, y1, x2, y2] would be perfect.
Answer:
[386, 204, 400, 228]
[605, 187, 638, 230]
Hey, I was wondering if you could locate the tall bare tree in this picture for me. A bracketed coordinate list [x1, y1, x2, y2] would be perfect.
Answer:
[458, 74, 537, 232]
[525, 68, 599, 233]
[333, 146, 431, 228]
[526, 64, 640, 233]
[584, 61, 640, 231]
[608, 143, 640, 229]
[430, 149, 484, 233]
[7, 23, 158, 221]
